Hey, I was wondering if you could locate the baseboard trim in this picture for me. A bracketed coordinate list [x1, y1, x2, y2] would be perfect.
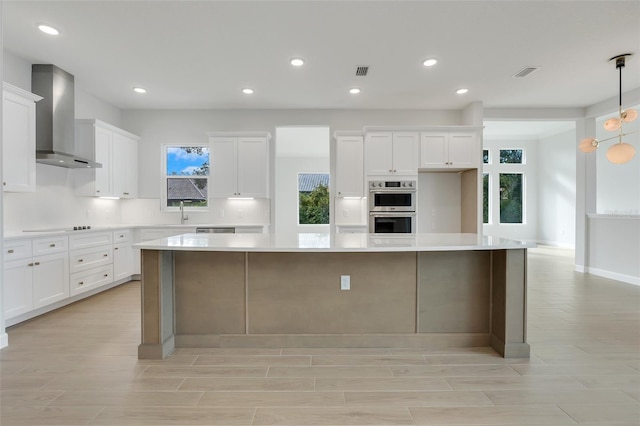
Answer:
[583, 267, 640, 286]
[536, 240, 575, 249]
[0, 332, 8, 349]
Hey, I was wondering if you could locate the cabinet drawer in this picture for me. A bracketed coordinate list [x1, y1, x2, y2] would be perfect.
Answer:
[112, 229, 131, 244]
[3, 239, 32, 261]
[69, 246, 112, 274]
[70, 265, 113, 296]
[32, 236, 68, 256]
[69, 231, 112, 250]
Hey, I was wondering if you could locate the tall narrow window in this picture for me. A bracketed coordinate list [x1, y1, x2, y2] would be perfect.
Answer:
[163, 146, 209, 208]
[499, 173, 523, 223]
[483, 173, 490, 224]
[298, 173, 330, 225]
[483, 149, 490, 164]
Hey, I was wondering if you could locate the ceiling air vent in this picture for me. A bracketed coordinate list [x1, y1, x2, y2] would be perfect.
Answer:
[513, 67, 540, 78]
[355, 66, 369, 76]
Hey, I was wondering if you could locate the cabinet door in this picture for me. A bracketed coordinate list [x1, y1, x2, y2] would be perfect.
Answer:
[113, 242, 133, 281]
[336, 136, 364, 197]
[32, 253, 69, 309]
[237, 137, 268, 197]
[365, 132, 393, 175]
[3, 259, 34, 318]
[112, 133, 138, 198]
[94, 127, 113, 196]
[448, 133, 479, 168]
[420, 133, 449, 169]
[212, 137, 238, 197]
[392, 132, 419, 175]
[2, 90, 37, 192]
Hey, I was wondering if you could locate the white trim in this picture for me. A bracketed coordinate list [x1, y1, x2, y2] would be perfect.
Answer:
[0, 333, 8, 349]
[579, 267, 640, 286]
[536, 240, 575, 249]
[575, 264, 586, 273]
[587, 214, 640, 220]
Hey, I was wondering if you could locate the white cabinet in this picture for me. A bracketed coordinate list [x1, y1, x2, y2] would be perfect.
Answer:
[209, 132, 270, 198]
[2, 83, 42, 192]
[113, 229, 133, 281]
[335, 134, 364, 197]
[420, 132, 479, 169]
[365, 131, 419, 176]
[75, 119, 139, 198]
[69, 232, 114, 296]
[3, 236, 69, 319]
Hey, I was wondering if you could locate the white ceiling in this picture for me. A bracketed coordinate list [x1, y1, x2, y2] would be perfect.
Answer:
[2, 1, 640, 112]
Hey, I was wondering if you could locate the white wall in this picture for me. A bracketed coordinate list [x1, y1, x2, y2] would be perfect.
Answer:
[587, 216, 640, 285]
[418, 172, 461, 233]
[482, 137, 538, 241]
[537, 128, 576, 247]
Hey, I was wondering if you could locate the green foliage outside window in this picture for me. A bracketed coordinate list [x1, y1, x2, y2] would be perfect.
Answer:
[499, 173, 523, 223]
[299, 184, 330, 225]
[499, 149, 523, 164]
[483, 173, 489, 224]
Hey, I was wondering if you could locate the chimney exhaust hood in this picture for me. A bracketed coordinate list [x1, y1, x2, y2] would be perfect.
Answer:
[31, 65, 101, 169]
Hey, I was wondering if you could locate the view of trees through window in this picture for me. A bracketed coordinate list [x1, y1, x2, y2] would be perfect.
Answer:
[499, 149, 523, 164]
[483, 173, 489, 224]
[165, 146, 209, 207]
[298, 173, 330, 225]
[499, 173, 523, 223]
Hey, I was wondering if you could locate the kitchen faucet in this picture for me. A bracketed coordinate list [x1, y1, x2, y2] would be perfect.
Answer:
[179, 200, 190, 224]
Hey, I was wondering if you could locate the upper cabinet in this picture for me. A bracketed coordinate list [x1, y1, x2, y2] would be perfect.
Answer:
[420, 131, 480, 170]
[75, 119, 140, 198]
[335, 133, 364, 197]
[365, 131, 419, 176]
[209, 132, 270, 198]
[2, 83, 42, 192]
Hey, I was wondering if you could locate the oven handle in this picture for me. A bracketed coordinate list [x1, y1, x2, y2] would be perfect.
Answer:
[369, 212, 416, 217]
[369, 188, 416, 193]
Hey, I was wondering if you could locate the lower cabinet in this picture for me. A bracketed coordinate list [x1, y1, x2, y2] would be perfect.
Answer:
[70, 265, 113, 297]
[113, 242, 133, 281]
[32, 252, 70, 309]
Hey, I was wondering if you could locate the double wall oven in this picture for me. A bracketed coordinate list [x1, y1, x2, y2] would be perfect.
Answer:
[368, 180, 416, 233]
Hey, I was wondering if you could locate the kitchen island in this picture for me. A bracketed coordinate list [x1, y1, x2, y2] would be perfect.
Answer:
[135, 233, 533, 359]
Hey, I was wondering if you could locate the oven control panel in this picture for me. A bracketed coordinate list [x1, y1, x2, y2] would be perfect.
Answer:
[369, 180, 415, 189]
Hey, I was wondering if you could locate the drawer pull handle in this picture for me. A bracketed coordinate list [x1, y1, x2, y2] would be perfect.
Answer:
[7, 249, 14, 254]
[103, 254, 108, 257]
[79, 281, 84, 285]
[78, 259, 84, 263]
[34, 262, 40, 266]
[50, 244, 56, 247]
[123, 192, 129, 195]
[28, 262, 34, 267]
[103, 274, 109, 278]
[119, 235, 124, 238]
[114, 247, 119, 250]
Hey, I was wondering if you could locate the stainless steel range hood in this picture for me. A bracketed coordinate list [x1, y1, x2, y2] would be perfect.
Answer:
[31, 65, 101, 169]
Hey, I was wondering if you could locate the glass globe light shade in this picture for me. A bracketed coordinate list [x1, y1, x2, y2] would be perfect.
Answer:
[606, 142, 636, 164]
[621, 108, 638, 123]
[579, 137, 599, 153]
[604, 117, 622, 131]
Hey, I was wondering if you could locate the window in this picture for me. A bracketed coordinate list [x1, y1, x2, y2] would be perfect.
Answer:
[483, 149, 490, 164]
[499, 173, 523, 223]
[163, 146, 209, 209]
[499, 149, 524, 164]
[298, 173, 329, 225]
[483, 173, 490, 224]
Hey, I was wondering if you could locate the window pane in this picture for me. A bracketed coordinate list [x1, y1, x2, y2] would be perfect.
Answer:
[298, 173, 330, 225]
[499, 173, 523, 223]
[483, 149, 489, 164]
[166, 147, 210, 176]
[483, 173, 489, 224]
[167, 178, 208, 207]
[499, 149, 523, 163]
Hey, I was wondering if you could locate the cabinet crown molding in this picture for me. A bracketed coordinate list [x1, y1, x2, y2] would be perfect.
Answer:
[2, 82, 43, 102]
[363, 125, 484, 133]
[75, 119, 140, 140]
[207, 131, 271, 140]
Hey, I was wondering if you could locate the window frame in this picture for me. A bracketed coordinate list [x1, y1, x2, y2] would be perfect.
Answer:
[483, 146, 527, 226]
[161, 143, 211, 212]
[297, 172, 330, 226]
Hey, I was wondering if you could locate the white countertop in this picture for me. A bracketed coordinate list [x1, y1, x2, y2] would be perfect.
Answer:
[134, 232, 534, 252]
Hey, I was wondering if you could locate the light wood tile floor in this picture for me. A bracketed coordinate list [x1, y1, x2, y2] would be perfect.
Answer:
[1, 246, 639, 425]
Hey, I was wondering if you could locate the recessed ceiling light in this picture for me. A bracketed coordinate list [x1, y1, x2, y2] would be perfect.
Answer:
[133, 87, 147, 94]
[38, 24, 59, 36]
[349, 88, 361, 94]
[290, 58, 304, 67]
[456, 88, 469, 95]
[422, 58, 438, 67]
[242, 88, 254, 95]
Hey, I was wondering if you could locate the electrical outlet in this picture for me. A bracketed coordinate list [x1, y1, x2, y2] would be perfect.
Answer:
[238, 209, 244, 218]
[219, 209, 225, 217]
[340, 275, 350, 290]
[343, 208, 350, 217]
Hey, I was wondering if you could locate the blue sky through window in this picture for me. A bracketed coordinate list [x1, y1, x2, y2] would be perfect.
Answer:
[166, 147, 210, 176]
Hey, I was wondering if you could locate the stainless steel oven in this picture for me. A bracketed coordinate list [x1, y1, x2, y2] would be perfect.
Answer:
[369, 212, 416, 234]
[368, 180, 416, 212]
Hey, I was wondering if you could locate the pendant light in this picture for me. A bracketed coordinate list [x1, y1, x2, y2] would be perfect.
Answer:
[579, 54, 637, 164]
